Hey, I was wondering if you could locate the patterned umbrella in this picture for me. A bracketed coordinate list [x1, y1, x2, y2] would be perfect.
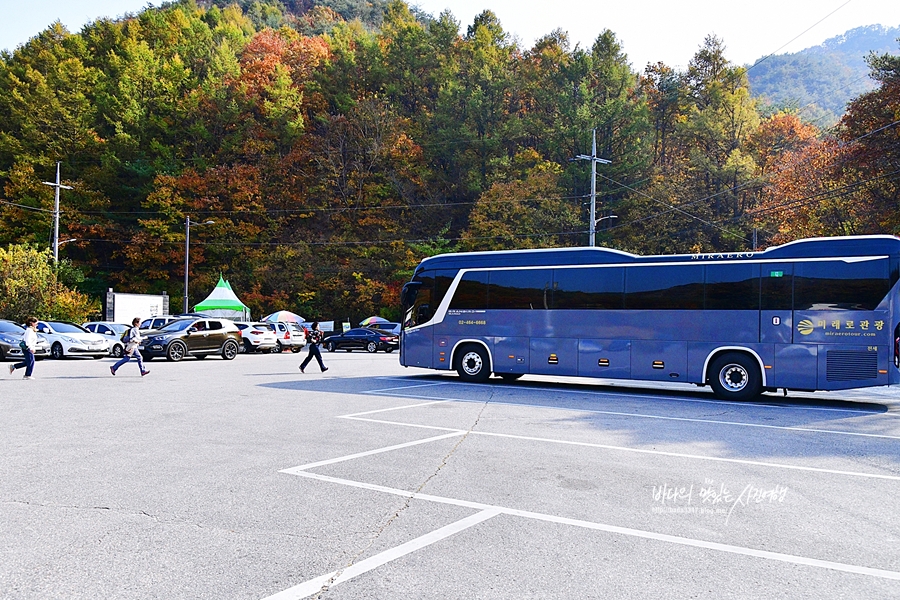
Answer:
[262, 310, 305, 323]
[359, 316, 390, 326]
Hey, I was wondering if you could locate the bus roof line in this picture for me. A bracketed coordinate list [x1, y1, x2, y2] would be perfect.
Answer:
[452, 256, 890, 271]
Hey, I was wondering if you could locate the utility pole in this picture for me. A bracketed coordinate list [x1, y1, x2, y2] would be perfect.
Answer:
[41, 162, 73, 263]
[574, 129, 611, 247]
[184, 217, 215, 314]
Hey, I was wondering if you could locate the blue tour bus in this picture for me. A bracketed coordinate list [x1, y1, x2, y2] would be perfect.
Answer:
[399, 235, 900, 400]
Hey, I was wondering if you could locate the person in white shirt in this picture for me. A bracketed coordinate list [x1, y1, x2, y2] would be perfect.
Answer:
[110, 317, 150, 377]
[9, 316, 38, 379]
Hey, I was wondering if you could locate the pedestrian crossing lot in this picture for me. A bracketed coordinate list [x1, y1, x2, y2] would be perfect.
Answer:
[2, 352, 900, 599]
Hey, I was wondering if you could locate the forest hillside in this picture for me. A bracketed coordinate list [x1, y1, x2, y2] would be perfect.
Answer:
[0, 0, 898, 322]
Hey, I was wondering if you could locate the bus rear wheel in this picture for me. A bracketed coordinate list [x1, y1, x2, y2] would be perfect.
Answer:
[709, 352, 761, 401]
[456, 345, 491, 383]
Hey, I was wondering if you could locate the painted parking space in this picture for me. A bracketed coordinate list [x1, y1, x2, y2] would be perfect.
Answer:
[266, 377, 900, 599]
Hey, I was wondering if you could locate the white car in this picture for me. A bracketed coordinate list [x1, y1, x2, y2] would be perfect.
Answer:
[235, 322, 278, 353]
[271, 321, 306, 353]
[37, 321, 110, 359]
[83, 321, 131, 358]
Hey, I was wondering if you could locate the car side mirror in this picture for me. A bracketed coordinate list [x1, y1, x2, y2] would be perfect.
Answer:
[187, 327, 197, 334]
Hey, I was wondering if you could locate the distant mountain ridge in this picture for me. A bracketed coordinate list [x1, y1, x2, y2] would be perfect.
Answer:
[747, 24, 900, 127]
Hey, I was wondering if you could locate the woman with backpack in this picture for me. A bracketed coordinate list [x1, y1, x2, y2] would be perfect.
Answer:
[110, 317, 150, 377]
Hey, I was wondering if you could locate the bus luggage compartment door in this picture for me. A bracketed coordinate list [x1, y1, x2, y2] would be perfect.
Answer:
[530, 338, 578, 376]
[631, 341, 688, 382]
[492, 337, 529, 374]
[578, 339, 631, 379]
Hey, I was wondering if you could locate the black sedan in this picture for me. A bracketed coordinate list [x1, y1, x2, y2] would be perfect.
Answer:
[323, 328, 399, 353]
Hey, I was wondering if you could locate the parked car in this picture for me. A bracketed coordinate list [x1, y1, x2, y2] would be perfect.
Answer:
[365, 322, 401, 336]
[235, 322, 278, 353]
[323, 327, 399, 353]
[271, 321, 306, 353]
[83, 321, 130, 358]
[36, 321, 110, 359]
[139, 318, 241, 362]
[0, 319, 50, 361]
[140, 315, 181, 331]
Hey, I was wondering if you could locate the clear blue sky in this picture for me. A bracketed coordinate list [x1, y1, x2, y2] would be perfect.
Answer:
[2, 0, 898, 68]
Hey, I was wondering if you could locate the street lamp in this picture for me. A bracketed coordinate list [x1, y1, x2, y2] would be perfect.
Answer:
[595, 214, 618, 228]
[183, 217, 214, 314]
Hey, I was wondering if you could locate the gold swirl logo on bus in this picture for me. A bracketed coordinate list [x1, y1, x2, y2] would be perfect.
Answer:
[797, 319, 816, 335]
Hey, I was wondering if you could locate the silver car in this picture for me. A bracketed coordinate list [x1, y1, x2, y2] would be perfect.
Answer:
[0, 319, 50, 361]
[83, 321, 131, 358]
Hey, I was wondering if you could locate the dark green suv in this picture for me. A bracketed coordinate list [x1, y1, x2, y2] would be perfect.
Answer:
[139, 318, 241, 362]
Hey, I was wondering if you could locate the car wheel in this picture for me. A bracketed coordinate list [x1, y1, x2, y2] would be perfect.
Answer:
[221, 340, 239, 360]
[325, 342, 335, 352]
[111, 344, 124, 358]
[51, 342, 65, 360]
[291, 347, 301, 353]
[455, 344, 490, 383]
[242, 339, 254, 354]
[366, 341, 378, 353]
[275, 340, 283, 353]
[166, 341, 187, 362]
[708, 352, 762, 401]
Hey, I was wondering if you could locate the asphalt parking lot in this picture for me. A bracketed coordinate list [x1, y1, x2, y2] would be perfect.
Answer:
[2, 351, 900, 599]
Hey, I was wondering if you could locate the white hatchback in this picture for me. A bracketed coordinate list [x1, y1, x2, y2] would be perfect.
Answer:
[37, 321, 110, 359]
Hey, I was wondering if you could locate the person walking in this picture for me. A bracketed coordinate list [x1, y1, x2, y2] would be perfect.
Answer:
[9, 316, 38, 379]
[110, 318, 150, 377]
[299, 321, 328, 373]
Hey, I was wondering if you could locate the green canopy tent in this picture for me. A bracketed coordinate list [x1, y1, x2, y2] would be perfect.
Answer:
[193, 275, 251, 320]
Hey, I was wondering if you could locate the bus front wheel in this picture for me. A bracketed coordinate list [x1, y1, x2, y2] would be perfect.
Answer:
[709, 352, 761, 401]
[456, 345, 490, 383]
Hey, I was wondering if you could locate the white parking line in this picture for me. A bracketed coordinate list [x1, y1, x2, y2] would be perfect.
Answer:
[261, 508, 502, 600]
[337, 416, 900, 481]
[340, 399, 451, 418]
[281, 431, 464, 473]
[283, 471, 900, 583]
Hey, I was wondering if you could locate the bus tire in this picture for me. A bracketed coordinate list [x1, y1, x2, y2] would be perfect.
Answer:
[455, 345, 490, 383]
[708, 352, 761, 401]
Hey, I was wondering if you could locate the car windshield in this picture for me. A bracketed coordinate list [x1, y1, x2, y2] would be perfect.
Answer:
[156, 319, 195, 332]
[50, 322, 88, 334]
[0, 321, 24, 333]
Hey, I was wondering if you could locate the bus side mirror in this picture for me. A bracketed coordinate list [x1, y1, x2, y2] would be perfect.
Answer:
[401, 281, 422, 307]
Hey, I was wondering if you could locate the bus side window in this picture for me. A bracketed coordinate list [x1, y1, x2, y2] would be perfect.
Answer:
[794, 259, 890, 310]
[705, 263, 759, 310]
[552, 267, 624, 309]
[449, 271, 489, 310]
[625, 265, 703, 310]
[489, 269, 552, 309]
[761, 264, 793, 310]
